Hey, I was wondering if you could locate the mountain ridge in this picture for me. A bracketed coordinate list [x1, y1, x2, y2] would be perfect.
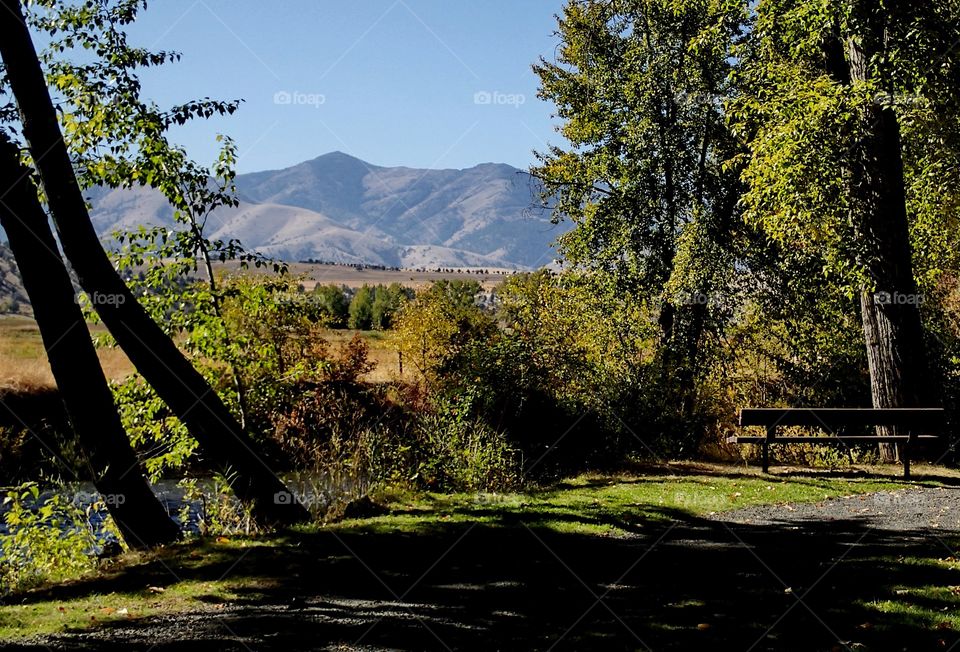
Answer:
[84, 152, 565, 270]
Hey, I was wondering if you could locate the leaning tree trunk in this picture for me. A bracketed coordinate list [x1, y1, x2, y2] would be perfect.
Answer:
[846, 11, 932, 462]
[0, 134, 179, 548]
[0, 0, 308, 526]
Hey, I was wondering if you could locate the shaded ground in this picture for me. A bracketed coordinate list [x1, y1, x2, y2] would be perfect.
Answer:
[3, 471, 960, 651]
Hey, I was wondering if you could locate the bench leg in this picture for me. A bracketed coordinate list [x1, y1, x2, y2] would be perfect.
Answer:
[903, 438, 911, 479]
[762, 426, 773, 473]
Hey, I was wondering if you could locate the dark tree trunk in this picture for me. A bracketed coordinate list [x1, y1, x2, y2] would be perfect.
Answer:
[657, 298, 707, 437]
[0, 0, 308, 526]
[0, 133, 179, 548]
[845, 7, 932, 462]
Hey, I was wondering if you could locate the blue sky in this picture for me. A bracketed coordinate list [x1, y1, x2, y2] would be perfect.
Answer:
[126, 0, 566, 173]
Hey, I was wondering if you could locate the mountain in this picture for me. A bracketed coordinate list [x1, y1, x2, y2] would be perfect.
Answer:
[0, 244, 30, 315]
[85, 152, 567, 269]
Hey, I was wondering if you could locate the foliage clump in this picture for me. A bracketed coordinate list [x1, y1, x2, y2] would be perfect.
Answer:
[0, 484, 106, 595]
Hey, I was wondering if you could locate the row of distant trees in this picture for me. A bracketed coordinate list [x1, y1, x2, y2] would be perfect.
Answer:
[299, 258, 515, 276]
[298, 259, 402, 272]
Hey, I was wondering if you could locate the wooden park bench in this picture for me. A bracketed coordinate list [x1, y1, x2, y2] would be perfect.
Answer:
[727, 408, 945, 478]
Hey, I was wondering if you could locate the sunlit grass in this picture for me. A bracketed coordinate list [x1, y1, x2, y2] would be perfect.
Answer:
[860, 549, 960, 634]
[329, 468, 927, 537]
[0, 536, 269, 638]
[0, 581, 257, 638]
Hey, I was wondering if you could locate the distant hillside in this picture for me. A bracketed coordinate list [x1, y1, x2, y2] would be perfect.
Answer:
[86, 152, 568, 270]
[0, 244, 30, 315]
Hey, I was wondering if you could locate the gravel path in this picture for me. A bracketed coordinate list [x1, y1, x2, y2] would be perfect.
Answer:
[713, 485, 960, 532]
[6, 485, 960, 651]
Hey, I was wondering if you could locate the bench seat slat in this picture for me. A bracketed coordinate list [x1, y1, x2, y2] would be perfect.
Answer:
[739, 408, 945, 428]
[726, 435, 939, 444]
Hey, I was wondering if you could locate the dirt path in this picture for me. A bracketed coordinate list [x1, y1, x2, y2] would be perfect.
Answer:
[6, 486, 960, 651]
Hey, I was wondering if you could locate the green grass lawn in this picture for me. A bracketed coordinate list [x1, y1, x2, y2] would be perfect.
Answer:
[0, 537, 272, 638]
[864, 554, 960, 632]
[2, 462, 955, 645]
[333, 463, 932, 537]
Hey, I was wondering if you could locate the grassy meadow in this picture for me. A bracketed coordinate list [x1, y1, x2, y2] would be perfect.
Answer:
[0, 315, 408, 389]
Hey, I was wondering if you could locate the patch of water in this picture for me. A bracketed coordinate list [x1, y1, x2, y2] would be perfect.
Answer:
[0, 473, 366, 553]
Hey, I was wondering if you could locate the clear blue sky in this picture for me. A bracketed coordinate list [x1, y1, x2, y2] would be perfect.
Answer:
[125, 0, 566, 173]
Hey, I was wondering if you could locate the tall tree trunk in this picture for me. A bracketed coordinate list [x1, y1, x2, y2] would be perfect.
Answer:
[657, 298, 707, 438]
[0, 0, 308, 526]
[0, 133, 179, 548]
[846, 8, 932, 462]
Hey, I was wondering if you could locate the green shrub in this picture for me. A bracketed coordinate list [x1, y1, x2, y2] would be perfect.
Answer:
[413, 394, 519, 492]
[0, 484, 100, 595]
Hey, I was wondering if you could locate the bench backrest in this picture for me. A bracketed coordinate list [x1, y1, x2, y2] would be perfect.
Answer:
[740, 408, 946, 428]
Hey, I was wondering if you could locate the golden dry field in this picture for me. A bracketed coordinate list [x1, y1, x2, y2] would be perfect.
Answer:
[0, 260, 476, 389]
[0, 316, 408, 389]
[0, 317, 134, 390]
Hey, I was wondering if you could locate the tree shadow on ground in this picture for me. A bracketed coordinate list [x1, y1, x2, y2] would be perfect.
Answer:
[2, 500, 959, 651]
